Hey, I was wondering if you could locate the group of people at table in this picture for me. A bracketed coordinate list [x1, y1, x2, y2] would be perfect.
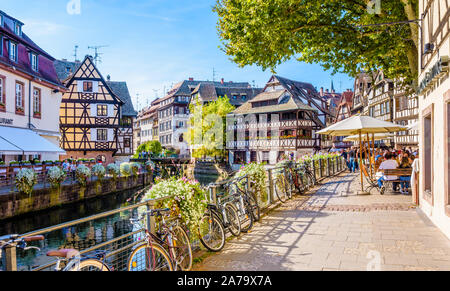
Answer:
[340, 147, 419, 195]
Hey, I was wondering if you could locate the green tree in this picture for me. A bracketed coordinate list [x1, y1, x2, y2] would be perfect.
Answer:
[134, 140, 162, 158]
[214, 0, 419, 83]
[186, 96, 235, 158]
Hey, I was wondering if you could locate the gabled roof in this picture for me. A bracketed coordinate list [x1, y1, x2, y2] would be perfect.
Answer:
[54, 59, 81, 82]
[191, 81, 262, 107]
[232, 89, 317, 115]
[160, 79, 252, 103]
[0, 11, 64, 89]
[107, 81, 137, 117]
[266, 75, 332, 116]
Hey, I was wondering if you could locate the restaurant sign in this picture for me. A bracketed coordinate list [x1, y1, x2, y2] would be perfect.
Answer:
[418, 56, 449, 94]
[0, 118, 13, 125]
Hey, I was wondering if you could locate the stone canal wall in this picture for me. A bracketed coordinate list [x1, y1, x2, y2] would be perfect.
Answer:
[0, 173, 153, 220]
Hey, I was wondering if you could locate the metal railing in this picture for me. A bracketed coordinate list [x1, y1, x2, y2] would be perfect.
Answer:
[1, 156, 345, 271]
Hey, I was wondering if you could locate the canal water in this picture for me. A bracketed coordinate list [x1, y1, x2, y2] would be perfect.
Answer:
[0, 172, 221, 271]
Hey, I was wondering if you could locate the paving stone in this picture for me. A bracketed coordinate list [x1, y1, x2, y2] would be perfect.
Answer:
[193, 173, 450, 271]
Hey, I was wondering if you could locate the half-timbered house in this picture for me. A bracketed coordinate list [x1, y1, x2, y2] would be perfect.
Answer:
[57, 56, 124, 164]
[417, 0, 450, 238]
[332, 90, 354, 148]
[226, 76, 330, 168]
[106, 80, 137, 160]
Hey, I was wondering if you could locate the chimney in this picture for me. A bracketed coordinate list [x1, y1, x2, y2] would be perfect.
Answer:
[325, 89, 329, 93]
[320, 87, 324, 96]
[107, 75, 111, 81]
[221, 78, 224, 85]
[188, 77, 194, 81]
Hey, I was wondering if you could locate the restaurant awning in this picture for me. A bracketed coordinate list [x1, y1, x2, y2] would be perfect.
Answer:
[0, 126, 66, 155]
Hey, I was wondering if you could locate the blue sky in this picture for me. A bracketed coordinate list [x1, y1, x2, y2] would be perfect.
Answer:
[2, 0, 354, 110]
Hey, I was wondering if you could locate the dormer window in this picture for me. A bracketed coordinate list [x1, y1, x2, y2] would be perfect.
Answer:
[14, 23, 21, 36]
[9, 41, 17, 62]
[30, 53, 38, 72]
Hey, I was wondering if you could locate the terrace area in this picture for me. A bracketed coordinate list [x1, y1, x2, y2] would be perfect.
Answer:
[193, 172, 450, 271]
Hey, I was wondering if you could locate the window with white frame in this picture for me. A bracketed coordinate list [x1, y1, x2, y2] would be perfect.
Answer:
[15, 82, 24, 111]
[31, 53, 38, 72]
[9, 41, 17, 62]
[33, 88, 41, 115]
[0, 77, 4, 105]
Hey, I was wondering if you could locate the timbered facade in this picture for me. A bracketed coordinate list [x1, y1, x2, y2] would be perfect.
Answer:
[417, 0, 450, 238]
[58, 56, 123, 164]
[227, 76, 329, 167]
[393, 81, 419, 148]
[332, 90, 354, 148]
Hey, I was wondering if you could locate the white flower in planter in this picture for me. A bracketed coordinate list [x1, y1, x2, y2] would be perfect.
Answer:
[92, 164, 106, 180]
[15, 168, 37, 196]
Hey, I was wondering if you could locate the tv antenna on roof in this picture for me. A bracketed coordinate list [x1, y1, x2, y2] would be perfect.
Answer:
[73, 45, 79, 62]
[88, 45, 109, 66]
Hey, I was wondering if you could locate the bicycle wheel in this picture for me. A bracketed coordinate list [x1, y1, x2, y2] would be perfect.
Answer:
[240, 202, 254, 233]
[65, 259, 110, 271]
[198, 214, 225, 252]
[285, 171, 293, 199]
[127, 243, 173, 271]
[224, 203, 241, 237]
[247, 193, 261, 222]
[274, 176, 288, 203]
[170, 226, 193, 271]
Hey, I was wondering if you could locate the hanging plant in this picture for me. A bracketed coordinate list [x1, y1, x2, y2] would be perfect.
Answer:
[130, 162, 141, 177]
[15, 168, 37, 196]
[107, 163, 120, 181]
[91, 164, 106, 181]
[143, 177, 207, 237]
[75, 165, 91, 186]
[233, 162, 268, 203]
[47, 166, 66, 188]
[120, 163, 132, 178]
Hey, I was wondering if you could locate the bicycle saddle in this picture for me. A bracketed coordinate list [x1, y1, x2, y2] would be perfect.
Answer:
[47, 249, 80, 259]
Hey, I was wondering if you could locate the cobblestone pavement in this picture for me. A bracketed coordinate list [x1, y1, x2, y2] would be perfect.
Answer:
[193, 172, 450, 271]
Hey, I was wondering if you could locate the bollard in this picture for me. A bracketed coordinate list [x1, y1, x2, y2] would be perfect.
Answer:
[2, 245, 17, 271]
[210, 185, 217, 206]
[326, 158, 330, 177]
[319, 159, 323, 178]
[267, 169, 274, 204]
[147, 201, 156, 235]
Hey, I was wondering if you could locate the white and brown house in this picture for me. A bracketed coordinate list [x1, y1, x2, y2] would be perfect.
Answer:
[0, 10, 66, 163]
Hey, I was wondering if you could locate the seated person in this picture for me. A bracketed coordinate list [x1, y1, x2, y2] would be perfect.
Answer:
[398, 156, 412, 195]
[375, 153, 399, 190]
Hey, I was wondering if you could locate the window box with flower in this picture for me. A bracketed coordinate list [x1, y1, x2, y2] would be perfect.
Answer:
[16, 107, 25, 115]
[33, 111, 41, 119]
[0, 102, 5, 112]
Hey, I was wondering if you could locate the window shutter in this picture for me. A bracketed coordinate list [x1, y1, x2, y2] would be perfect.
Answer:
[77, 81, 83, 93]
[90, 129, 97, 142]
[93, 81, 99, 93]
[91, 103, 97, 117]
[108, 129, 114, 142]
[108, 104, 114, 117]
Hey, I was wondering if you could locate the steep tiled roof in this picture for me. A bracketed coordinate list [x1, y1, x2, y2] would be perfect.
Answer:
[232, 90, 317, 115]
[107, 81, 137, 117]
[0, 11, 64, 89]
[54, 59, 81, 82]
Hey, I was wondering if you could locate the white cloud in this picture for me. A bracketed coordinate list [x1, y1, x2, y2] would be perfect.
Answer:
[21, 19, 71, 37]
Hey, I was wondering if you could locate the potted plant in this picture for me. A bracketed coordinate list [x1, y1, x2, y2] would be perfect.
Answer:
[47, 166, 66, 188]
[43, 160, 54, 165]
[106, 163, 120, 181]
[15, 168, 37, 196]
[75, 164, 91, 187]
[91, 164, 106, 181]
[53, 160, 61, 166]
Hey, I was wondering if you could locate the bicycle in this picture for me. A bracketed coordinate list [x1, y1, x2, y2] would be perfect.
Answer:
[198, 185, 241, 252]
[273, 166, 293, 203]
[0, 234, 110, 271]
[128, 208, 192, 271]
[287, 162, 315, 194]
[226, 176, 260, 233]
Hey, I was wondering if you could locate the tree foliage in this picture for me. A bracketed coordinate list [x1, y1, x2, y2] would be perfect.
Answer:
[135, 140, 162, 158]
[214, 0, 419, 83]
[186, 96, 235, 158]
